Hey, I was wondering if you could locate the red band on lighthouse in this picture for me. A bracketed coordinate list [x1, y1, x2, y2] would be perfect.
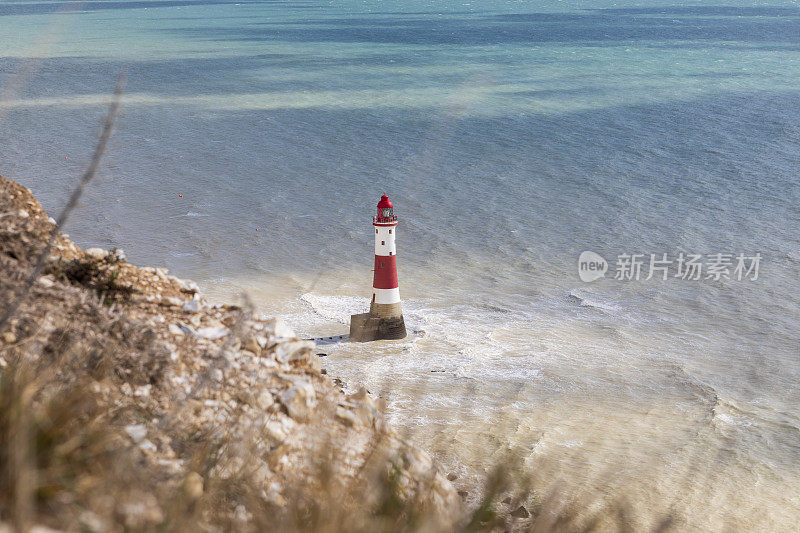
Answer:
[373, 255, 398, 289]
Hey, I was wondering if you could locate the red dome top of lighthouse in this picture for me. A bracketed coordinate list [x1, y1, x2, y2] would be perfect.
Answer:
[377, 194, 393, 209]
[374, 194, 398, 225]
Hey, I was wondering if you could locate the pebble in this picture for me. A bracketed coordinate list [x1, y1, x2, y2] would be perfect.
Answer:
[124, 424, 147, 443]
[274, 340, 314, 363]
[244, 335, 261, 355]
[335, 406, 358, 427]
[179, 279, 200, 293]
[109, 248, 126, 262]
[138, 439, 157, 452]
[183, 472, 204, 500]
[17, 209, 29, 218]
[37, 275, 56, 288]
[257, 390, 274, 410]
[197, 326, 229, 340]
[78, 510, 105, 533]
[264, 318, 295, 339]
[29, 526, 59, 533]
[279, 380, 316, 421]
[234, 505, 251, 523]
[263, 420, 287, 443]
[164, 296, 183, 307]
[86, 247, 108, 260]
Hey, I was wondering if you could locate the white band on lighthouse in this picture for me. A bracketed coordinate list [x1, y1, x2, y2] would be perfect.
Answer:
[374, 226, 397, 256]
[373, 287, 400, 304]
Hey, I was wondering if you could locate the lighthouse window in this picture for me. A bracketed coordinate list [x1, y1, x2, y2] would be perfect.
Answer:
[389, 251, 392, 255]
[381, 241, 385, 245]
[375, 229, 378, 234]
[389, 229, 392, 234]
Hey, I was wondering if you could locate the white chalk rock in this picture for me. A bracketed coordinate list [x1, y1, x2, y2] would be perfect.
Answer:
[263, 419, 287, 443]
[124, 424, 147, 443]
[274, 340, 314, 363]
[86, 247, 108, 260]
[109, 248, 126, 262]
[263, 318, 295, 340]
[17, 209, 29, 218]
[279, 381, 316, 421]
[404, 446, 435, 478]
[335, 406, 358, 427]
[183, 472, 204, 500]
[183, 298, 200, 313]
[139, 439, 157, 452]
[179, 279, 200, 293]
[169, 323, 194, 336]
[37, 275, 56, 288]
[257, 390, 274, 410]
[29, 526, 59, 533]
[197, 326, 229, 340]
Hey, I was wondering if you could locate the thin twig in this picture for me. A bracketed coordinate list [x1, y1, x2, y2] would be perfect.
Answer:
[0, 74, 126, 334]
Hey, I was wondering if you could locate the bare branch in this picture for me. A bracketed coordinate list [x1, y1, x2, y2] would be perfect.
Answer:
[0, 73, 126, 333]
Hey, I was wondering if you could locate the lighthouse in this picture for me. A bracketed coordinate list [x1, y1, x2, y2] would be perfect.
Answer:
[349, 194, 407, 342]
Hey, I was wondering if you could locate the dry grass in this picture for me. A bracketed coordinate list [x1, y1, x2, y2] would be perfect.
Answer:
[0, 343, 677, 532]
[49, 251, 136, 306]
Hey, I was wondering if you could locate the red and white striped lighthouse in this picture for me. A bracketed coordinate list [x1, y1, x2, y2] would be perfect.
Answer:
[371, 195, 401, 315]
[349, 194, 407, 341]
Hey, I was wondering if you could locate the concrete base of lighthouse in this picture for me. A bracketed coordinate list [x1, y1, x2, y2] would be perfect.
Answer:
[349, 305, 406, 342]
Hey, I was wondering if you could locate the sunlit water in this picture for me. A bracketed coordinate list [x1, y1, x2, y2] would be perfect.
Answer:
[2, 0, 800, 529]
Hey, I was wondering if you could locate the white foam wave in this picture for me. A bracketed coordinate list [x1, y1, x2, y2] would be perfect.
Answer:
[300, 292, 367, 325]
[713, 413, 753, 428]
[567, 288, 620, 312]
[169, 211, 209, 218]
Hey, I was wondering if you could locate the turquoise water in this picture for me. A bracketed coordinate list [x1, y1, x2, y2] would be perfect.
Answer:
[2, 0, 800, 528]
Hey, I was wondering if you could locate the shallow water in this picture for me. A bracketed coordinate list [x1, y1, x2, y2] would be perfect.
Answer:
[2, 0, 800, 528]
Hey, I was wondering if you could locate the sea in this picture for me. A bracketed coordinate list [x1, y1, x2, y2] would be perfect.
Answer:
[1, 0, 799, 529]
